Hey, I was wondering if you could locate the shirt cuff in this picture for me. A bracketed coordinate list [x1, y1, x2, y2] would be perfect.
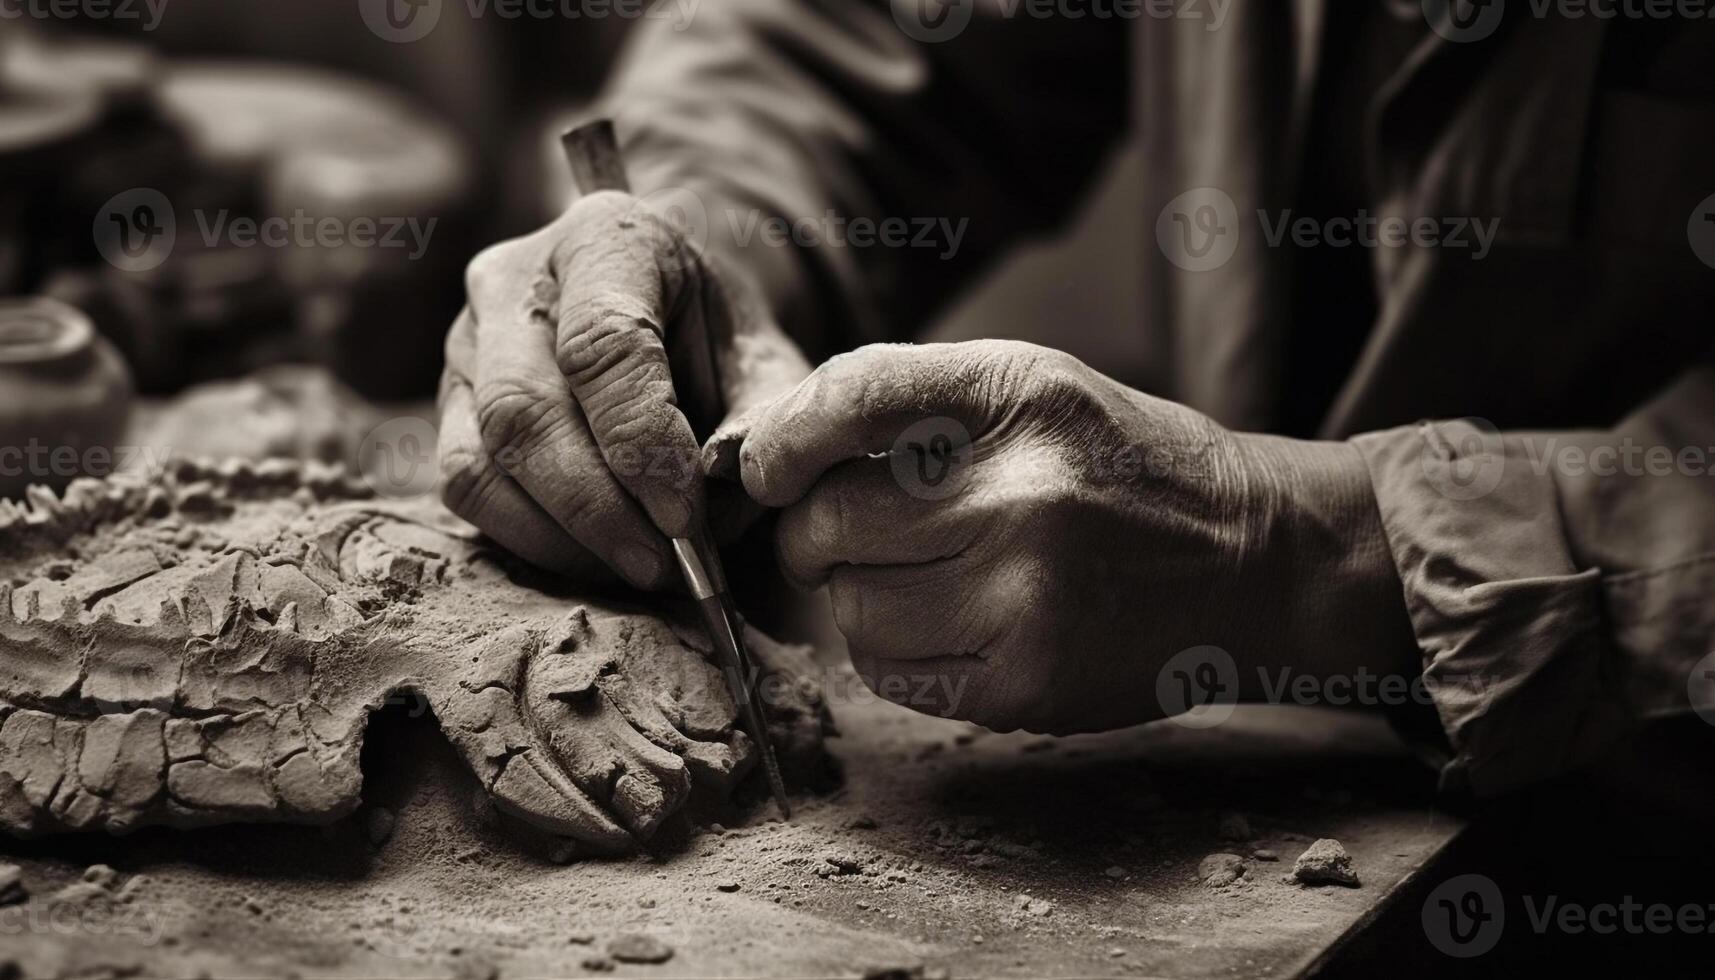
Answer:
[1351, 422, 1631, 797]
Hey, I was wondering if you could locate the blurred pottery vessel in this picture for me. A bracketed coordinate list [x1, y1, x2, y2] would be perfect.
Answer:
[0, 297, 133, 499]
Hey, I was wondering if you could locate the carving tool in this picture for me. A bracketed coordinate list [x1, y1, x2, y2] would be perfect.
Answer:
[559, 119, 791, 820]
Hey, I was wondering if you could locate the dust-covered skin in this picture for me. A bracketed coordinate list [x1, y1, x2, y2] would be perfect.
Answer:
[0, 459, 826, 852]
[741, 340, 1414, 736]
[438, 189, 812, 588]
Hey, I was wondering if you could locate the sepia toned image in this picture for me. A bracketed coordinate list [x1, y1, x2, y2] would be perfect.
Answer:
[1, 1, 1713, 977]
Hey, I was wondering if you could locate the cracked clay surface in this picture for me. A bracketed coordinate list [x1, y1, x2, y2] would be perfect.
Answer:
[0, 459, 828, 854]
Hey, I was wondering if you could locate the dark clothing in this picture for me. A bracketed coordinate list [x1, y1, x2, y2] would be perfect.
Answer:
[600, 0, 1715, 796]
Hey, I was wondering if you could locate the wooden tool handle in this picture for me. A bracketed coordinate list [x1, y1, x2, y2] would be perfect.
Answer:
[561, 120, 632, 196]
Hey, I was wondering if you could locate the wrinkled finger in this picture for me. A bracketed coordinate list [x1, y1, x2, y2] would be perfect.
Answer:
[775, 456, 980, 588]
[553, 191, 705, 538]
[741, 342, 1018, 507]
[442, 305, 478, 377]
[470, 265, 674, 590]
[437, 373, 608, 579]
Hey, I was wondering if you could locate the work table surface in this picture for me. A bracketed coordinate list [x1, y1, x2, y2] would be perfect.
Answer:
[1, 635, 1461, 979]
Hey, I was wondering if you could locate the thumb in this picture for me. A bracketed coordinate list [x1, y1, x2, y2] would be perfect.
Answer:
[739, 341, 1017, 508]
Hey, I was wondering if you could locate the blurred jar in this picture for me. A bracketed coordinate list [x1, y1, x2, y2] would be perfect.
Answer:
[161, 64, 476, 399]
[2, 34, 196, 276]
[0, 85, 101, 295]
[0, 297, 133, 500]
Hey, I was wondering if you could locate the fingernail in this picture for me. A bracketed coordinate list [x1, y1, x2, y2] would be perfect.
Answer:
[618, 545, 666, 588]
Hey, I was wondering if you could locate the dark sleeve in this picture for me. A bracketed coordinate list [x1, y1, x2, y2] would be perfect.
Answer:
[599, 0, 1129, 358]
[1352, 361, 1715, 797]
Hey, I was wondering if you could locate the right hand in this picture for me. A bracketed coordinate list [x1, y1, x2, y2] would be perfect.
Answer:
[436, 190, 810, 587]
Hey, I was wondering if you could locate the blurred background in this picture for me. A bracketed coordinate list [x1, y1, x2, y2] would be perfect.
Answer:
[0, 1, 1145, 500]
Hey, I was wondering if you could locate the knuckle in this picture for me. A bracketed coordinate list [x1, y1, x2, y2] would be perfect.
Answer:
[474, 379, 562, 455]
[443, 311, 474, 367]
[438, 447, 494, 519]
[1026, 360, 1101, 417]
[558, 306, 659, 378]
[553, 480, 626, 535]
[560, 322, 679, 443]
[464, 240, 523, 299]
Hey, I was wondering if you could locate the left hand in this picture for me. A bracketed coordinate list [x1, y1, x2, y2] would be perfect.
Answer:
[739, 341, 1413, 734]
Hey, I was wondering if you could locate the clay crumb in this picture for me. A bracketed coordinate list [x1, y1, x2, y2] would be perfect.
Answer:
[822, 852, 863, 875]
[82, 864, 120, 890]
[0, 865, 25, 906]
[48, 881, 112, 910]
[1198, 853, 1248, 888]
[580, 958, 613, 973]
[603, 933, 668, 967]
[1293, 838, 1360, 887]
[1011, 894, 1054, 917]
[1251, 849, 1279, 862]
[1102, 866, 1126, 880]
[607, 934, 673, 965]
[862, 967, 947, 980]
[450, 955, 498, 980]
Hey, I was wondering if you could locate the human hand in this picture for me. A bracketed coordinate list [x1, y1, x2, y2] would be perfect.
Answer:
[436, 191, 811, 586]
[740, 341, 1410, 733]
